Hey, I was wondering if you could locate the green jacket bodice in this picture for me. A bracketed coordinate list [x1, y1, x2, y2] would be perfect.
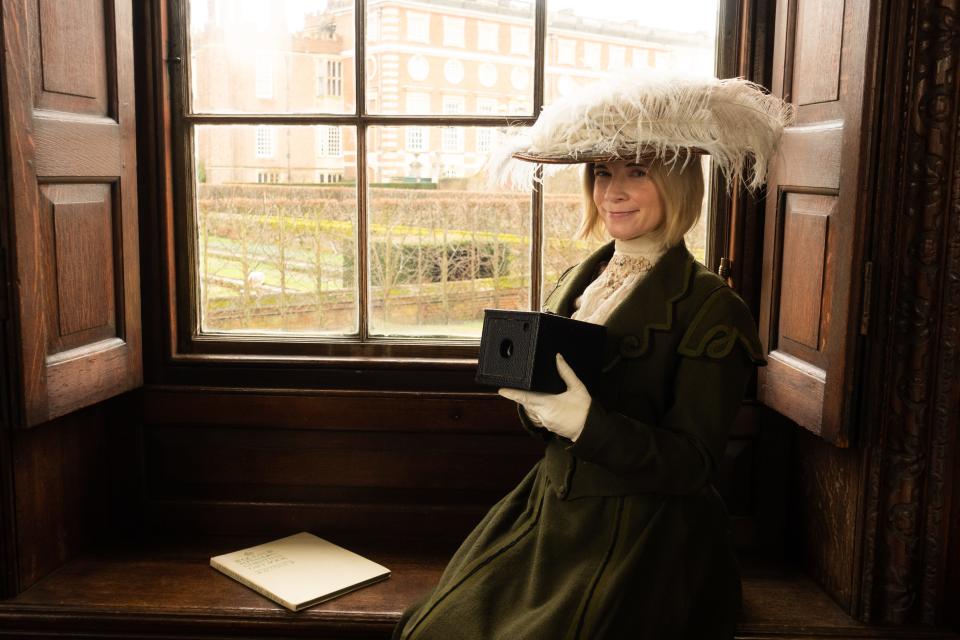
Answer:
[528, 240, 766, 498]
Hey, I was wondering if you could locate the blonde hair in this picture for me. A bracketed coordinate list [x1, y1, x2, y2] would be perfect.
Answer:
[576, 158, 705, 248]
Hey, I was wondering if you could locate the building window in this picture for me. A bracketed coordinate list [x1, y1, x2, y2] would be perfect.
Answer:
[318, 59, 343, 97]
[406, 127, 428, 152]
[510, 26, 529, 55]
[442, 95, 465, 115]
[255, 54, 272, 99]
[443, 17, 465, 47]
[315, 126, 342, 157]
[255, 126, 274, 158]
[557, 39, 576, 65]
[608, 45, 626, 69]
[406, 92, 431, 114]
[477, 98, 497, 115]
[584, 42, 602, 69]
[442, 127, 463, 152]
[477, 128, 493, 153]
[406, 11, 429, 43]
[478, 22, 499, 52]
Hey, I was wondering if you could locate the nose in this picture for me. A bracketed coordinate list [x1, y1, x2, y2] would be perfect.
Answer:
[602, 173, 628, 202]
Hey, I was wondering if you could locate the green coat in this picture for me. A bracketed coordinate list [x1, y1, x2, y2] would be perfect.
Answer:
[395, 241, 766, 640]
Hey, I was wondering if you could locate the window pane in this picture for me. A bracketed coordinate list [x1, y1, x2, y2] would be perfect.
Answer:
[364, 0, 535, 115]
[194, 124, 359, 334]
[367, 126, 531, 338]
[541, 165, 607, 303]
[189, 0, 355, 114]
[545, 0, 718, 103]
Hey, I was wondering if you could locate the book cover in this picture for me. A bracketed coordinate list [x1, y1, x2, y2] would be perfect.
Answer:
[210, 531, 391, 611]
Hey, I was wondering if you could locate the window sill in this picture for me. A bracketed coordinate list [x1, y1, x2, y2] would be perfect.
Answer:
[2, 539, 956, 639]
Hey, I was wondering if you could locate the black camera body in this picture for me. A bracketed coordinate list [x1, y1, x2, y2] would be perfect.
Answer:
[475, 310, 606, 393]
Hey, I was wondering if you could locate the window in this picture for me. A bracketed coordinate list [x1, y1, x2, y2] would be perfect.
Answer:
[557, 39, 576, 65]
[608, 45, 625, 69]
[510, 26, 529, 55]
[584, 42, 602, 69]
[406, 11, 429, 43]
[255, 126, 274, 158]
[476, 98, 497, 115]
[478, 22, 499, 52]
[174, 0, 720, 358]
[316, 126, 342, 157]
[443, 17, 465, 47]
[318, 59, 343, 97]
[442, 95, 465, 115]
[442, 127, 463, 152]
[255, 55, 273, 99]
[477, 128, 493, 153]
[406, 127, 428, 152]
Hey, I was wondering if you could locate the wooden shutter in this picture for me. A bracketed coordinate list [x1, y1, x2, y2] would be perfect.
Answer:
[2, 0, 141, 427]
[758, 0, 874, 445]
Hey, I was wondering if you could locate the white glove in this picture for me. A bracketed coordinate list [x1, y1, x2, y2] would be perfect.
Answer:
[498, 354, 591, 441]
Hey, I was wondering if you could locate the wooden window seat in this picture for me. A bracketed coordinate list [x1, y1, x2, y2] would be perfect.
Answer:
[0, 537, 956, 640]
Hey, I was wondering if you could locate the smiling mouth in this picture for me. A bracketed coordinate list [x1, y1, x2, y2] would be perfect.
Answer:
[607, 210, 638, 215]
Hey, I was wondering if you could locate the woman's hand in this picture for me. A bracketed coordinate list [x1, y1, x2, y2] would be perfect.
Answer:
[498, 354, 591, 441]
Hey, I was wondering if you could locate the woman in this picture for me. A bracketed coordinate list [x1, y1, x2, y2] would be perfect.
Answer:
[393, 74, 792, 640]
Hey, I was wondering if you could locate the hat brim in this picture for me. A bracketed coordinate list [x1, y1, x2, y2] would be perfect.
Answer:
[511, 148, 708, 164]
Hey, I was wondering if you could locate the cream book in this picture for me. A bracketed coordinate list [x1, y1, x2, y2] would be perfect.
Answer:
[210, 532, 391, 612]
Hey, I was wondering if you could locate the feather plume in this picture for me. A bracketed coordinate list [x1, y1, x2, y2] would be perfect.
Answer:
[486, 72, 794, 191]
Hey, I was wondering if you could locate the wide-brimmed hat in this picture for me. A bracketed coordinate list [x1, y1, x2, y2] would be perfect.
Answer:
[488, 72, 793, 191]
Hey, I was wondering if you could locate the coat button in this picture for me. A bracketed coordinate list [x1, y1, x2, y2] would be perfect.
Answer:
[557, 483, 569, 498]
[620, 334, 643, 357]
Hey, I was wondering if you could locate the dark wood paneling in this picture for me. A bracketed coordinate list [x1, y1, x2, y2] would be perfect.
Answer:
[779, 195, 829, 352]
[12, 405, 111, 590]
[790, 428, 863, 613]
[760, 0, 874, 444]
[3, 0, 141, 427]
[792, 0, 843, 105]
[36, 0, 108, 111]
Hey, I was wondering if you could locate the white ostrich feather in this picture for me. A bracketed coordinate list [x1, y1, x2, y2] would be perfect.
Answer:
[487, 73, 794, 191]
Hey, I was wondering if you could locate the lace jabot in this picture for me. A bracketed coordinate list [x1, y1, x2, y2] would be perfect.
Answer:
[571, 234, 668, 325]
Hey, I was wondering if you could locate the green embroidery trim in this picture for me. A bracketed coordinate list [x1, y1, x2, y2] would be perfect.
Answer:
[677, 287, 767, 365]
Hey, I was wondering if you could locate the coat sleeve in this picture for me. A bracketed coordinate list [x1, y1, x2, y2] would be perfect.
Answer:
[565, 286, 766, 495]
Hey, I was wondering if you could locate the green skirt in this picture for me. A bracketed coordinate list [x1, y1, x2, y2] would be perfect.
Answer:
[394, 459, 741, 640]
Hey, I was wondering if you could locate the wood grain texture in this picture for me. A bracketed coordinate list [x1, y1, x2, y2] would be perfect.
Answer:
[3, 0, 141, 426]
[0, 545, 956, 639]
[11, 405, 111, 590]
[37, 0, 102, 100]
[761, 0, 874, 445]
[759, 350, 825, 433]
[779, 196, 829, 352]
[792, 0, 843, 105]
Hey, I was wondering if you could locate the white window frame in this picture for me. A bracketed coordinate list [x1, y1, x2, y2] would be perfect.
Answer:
[510, 26, 529, 55]
[557, 38, 576, 66]
[443, 17, 465, 47]
[255, 54, 273, 99]
[478, 22, 499, 52]
[406, 11, 429, 43]
[255, 126, 274, 158]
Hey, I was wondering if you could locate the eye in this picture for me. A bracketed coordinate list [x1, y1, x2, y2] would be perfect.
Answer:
[593, 168, 611, 177]
[629, 168, 648, 178]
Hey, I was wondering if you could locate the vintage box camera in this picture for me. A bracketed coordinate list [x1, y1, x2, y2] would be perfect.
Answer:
[475, 310, 606, 393]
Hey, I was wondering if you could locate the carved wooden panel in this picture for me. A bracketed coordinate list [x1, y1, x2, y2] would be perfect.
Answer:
[2, 0, 140, 426]
[759, 0, 872, 445]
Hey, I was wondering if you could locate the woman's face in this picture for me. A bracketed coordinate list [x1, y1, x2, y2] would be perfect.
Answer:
[592, 161, 665, 241]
